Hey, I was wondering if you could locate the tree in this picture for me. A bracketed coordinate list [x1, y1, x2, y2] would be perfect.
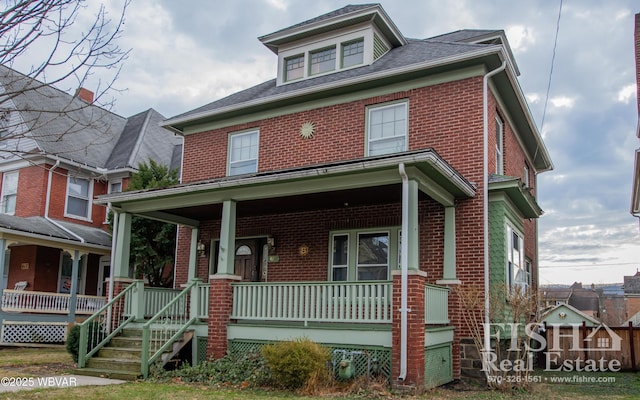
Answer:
[0, 0, 130, 158]
[126, 160, 179, 287]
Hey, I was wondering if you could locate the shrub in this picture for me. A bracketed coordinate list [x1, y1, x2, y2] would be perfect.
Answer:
[261, 338, 330, 389]
[65, 322, 102, 363]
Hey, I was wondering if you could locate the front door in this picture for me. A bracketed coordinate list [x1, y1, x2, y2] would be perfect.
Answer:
[234, 240, 261, 282]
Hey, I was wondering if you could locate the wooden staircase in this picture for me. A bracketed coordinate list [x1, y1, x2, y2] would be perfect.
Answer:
[74, 328, 193, 381]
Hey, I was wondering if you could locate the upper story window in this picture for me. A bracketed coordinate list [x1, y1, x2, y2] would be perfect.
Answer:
[1, 171, 18, 215]
[109, 181, 122, 194]
[310, 46, 336, 75]
[367, 101, 408, 156]
[66, 176, 92, 220]
[342, 39, 364, 68]
[495, 116, 504, 175]
[228, 130, 259, 176]
[523, 163, 530, 188]
[285, 55, 304, 82]
[507, 225, 526, 290]
[0, 110, 10, 148]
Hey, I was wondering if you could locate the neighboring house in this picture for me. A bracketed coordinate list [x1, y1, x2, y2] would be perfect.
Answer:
[540, 282, 601, 320]
[89, 4, 552, 388]
[0, 64, 182, 345]
[633, 13, 640, 226]
[541, 303, 601, 327]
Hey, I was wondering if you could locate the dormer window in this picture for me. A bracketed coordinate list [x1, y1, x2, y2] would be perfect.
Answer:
[342, 39, 364, 68]
[285, 55, 304, 82]
[310, 46, 336, 75]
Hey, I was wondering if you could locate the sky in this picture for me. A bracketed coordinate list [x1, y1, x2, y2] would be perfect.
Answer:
[13, 0, 640, 285]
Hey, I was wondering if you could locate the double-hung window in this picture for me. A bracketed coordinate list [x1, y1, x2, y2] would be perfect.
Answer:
[367, 102, 408, 156]
[330, 229, 398, 281]
[1, 171, 18, 215]
[310, 46, 336, 75]
[228, 130, 259, 176]
[66, 176, 92, 220]
[495, 116, 504, 174]
[331, 234, 349, 281]
[357, 232, 390, 280]
[342, 39, 364, 68]
[507, 225, 526, 289]
[285, 55, 304, 82]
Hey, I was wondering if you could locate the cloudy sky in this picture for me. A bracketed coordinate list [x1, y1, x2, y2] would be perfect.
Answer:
[15, 0, 640, 285]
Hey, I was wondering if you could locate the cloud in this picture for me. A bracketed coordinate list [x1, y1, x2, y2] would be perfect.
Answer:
[549, 96, 575, 108]
[616, 84, 637, 104]
[505, 25, 535, 52]
[266, 0, 287, 11]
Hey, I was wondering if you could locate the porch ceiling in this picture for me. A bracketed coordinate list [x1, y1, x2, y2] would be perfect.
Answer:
[99, 150, 476, 226]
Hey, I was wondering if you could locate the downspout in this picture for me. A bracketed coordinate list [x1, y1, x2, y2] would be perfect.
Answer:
[483, 61, 507, 367]
[45, 160, 85, 243]
[398, 162, 409, 381]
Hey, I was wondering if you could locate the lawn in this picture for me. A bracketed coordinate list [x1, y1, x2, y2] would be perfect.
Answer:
[0, 347, 638, 399]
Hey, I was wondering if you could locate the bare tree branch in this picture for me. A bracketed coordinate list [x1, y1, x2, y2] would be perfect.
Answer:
[0, 0, 131, 161]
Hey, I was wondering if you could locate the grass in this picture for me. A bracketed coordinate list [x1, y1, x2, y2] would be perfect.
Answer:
[0, 347, 638, 399]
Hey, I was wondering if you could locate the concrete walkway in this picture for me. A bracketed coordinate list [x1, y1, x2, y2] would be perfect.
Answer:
[0, 374, 126, 392]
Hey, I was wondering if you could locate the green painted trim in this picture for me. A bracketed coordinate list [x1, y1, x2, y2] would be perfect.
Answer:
[228, 323, 392, 347]
[113, 212, 131, 278]
[188, 228, 198, 281]
[424, 326, 454, 347]
[216, 200, 236, 275]
[489, 178, 543, 218]
[406, 166, 455, 206]
[181, 66, 485, 135]
[442, 206, 456, 280]
[406, 179, 419, 270]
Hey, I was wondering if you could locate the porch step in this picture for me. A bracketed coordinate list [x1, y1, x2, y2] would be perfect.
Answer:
[73, 367, 140, 381]
[86, 357, 141, 373]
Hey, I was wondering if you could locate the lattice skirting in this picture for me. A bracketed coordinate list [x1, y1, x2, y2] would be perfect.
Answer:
[228, 339, 392, 380]
[1, 321, 67, 344]
[196, 337, 208, 364]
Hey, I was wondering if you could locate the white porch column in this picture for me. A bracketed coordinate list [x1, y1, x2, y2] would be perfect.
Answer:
[188, 227, 199, 281]
[216, 200, 237, 276]
[67, 249, 81, 322]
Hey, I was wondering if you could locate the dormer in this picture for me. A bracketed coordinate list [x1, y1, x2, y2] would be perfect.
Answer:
[259, 4, 407, 86]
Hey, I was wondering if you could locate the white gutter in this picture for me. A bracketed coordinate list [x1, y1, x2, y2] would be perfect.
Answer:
[398, 162, 409, 381]
[483, 61, 506, 371]
[45, 160, 85, 243]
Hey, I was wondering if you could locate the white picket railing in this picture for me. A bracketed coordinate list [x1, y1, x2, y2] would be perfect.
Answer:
[231, 281, 392, 324]
[1, 290, 105, 314]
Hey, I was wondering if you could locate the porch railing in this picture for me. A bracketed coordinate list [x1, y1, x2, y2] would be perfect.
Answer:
[195, 283, 209, 319]
[1, 290, 106, 314]
[231, 281, 392, 324]
[425, 284, 449, 324]
[143, 287, 184, 318]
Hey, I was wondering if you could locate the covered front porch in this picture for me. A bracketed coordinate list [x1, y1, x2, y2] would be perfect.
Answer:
[96, 150, 475, 388]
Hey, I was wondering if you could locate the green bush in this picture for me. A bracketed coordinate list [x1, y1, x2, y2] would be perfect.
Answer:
[260, 338, 330, 389]
[152, 352, 268, 386]
[65, 322, 102, 363]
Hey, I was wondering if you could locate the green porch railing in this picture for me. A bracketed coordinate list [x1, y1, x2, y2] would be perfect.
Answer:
[425, 284, 450, 324]
[195, 283, 209, 319]
[231, 281, 392, 324]
[78, 281, 141, 368]
[140, 279, 200, 378]
[142, 287, 184, 318]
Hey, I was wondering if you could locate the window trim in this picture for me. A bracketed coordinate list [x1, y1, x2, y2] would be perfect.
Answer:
[506, 224, 526, 290]
[365, 100, 409, 157]
[1, 170, 18, 215]
[309, 45, 336, 76]
[523, 163, 530, 188]
[328, 227, 400, 282]
[341, 38, 365, 68]
[64, 175, 93, 221]
[227, 129, 260, 176]
[495, 115, 504, 175]
[284, 54, 305, 82]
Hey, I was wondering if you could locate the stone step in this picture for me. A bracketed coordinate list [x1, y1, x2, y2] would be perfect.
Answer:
[86, 357, 141, 373]
[97, 347, 143, 360]
[73, 367, 140, 381]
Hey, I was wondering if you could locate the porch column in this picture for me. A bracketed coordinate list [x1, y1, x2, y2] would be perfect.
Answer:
[437, 206, 461, 284]
[67, 250, 81, 322]
[0, 239, 6, 309]
[113, 212, 132, 278]
[188, 227, 199, 282]
[406, 179, 420, 270]
[208, 199, 240, 360]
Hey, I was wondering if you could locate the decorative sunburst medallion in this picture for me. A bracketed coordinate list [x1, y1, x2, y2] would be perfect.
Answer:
[300, 121, 315, 139]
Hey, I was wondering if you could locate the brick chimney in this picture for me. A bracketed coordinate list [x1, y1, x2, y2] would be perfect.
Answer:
[75, 87, 94, 104]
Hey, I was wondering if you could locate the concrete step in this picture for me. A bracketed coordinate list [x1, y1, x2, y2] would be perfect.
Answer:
[73, 367, 140, 381]
[97, 347, 143, 360]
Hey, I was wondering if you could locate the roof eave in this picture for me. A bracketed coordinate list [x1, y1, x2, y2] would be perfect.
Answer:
[489, 177, 543, 218]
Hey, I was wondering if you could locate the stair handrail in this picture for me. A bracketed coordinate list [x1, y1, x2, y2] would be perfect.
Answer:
[78, 281, 141, 368]
[140, 279, 200, 378]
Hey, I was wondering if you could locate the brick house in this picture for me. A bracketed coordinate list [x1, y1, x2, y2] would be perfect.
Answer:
[0, 64, 182, 344]
[90, 4, 552, 388]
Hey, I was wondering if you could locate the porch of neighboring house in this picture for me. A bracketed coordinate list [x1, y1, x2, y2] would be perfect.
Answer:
[0, 230, 111, 346]
[81, 151, 475, 388]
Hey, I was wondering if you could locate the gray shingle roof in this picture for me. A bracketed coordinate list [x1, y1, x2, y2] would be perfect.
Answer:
[427, 29, 502, 43]
[170, 38, 494, 121]
[0, 214, 111, 247]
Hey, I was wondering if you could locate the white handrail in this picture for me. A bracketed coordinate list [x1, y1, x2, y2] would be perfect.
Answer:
[1, 290, 105, 314]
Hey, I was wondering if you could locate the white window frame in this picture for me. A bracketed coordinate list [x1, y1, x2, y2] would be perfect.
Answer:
[507, 224, 526, 290]
[0, 109, 10, 148]
[309, 46, 336, 75]
[366, 101, 408, 157]
[523, 163, 530, 188]
[330, 233, 349, 282]
[341, 38, 364, 68]
[227, 129, 259, 176]
[64, 175, 93, 221]
[495, 115, 504, 175]
[284, 54, 304, 82]
[1, 170, 18, 215]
